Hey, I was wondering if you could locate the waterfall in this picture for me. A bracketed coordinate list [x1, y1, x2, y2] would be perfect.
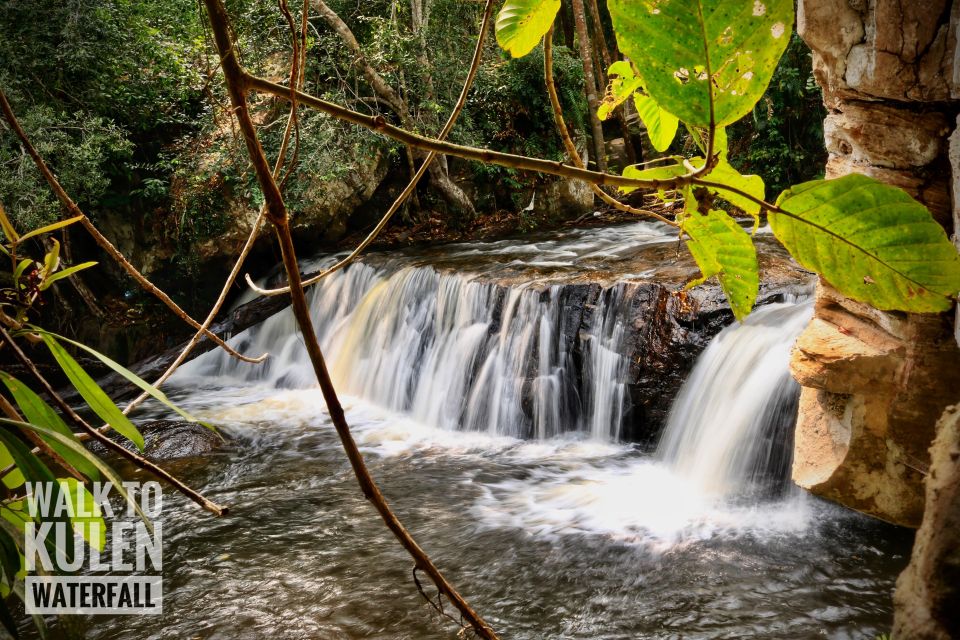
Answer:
[657, 300, 814, 499]
[177, 258, 633, 440]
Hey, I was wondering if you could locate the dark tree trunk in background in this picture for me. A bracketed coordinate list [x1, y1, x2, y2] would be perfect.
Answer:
[570, 0, 605, 171]
[558, 0, 575, 50]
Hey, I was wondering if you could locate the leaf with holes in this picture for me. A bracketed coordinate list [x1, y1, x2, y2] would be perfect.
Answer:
[684, 209, 759, 321]
[772, 174, 960, 312]
[598, 61, 644, 120]
[608, 0, 793, 127]
[495, 0, 561, 58]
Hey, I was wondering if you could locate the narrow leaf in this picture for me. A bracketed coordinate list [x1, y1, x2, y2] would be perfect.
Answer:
[684, 209, 759, 320]
[38, 261, 98, 291]
[0, 372, 99, 480]
[39, 334, 145, 450]
[17, 216, 84, 244]
[34, 329, 207, 428]
[0, 419, 151, 529]
[495, 0, 561, 58]
[772, 174, 960, 312]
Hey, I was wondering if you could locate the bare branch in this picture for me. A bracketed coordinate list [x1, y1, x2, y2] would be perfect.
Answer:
[202, 0, 499, 636]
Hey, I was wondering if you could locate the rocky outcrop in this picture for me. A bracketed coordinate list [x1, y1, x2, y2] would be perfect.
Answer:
[792, 1, 960, 527]
[790, 283, 960, 526]
[893, 405, 960, 639]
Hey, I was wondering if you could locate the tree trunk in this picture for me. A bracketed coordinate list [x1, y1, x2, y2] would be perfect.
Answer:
[313, 0, 474, 217]
[570, 0, 605, 172]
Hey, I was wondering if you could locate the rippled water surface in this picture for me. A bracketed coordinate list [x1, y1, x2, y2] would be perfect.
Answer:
[65, 386, 912, 640]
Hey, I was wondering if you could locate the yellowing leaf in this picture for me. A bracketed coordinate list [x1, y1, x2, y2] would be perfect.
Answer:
[495, 0, 561, 58]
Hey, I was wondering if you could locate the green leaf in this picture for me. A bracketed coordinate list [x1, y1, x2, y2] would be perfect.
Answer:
[59, 478, 105, 552]
[608, 0, 794, 127]
[633, 93, 679, 152]
[0, 208, 19, 244]
[0, 372, 99, 481]
[694, 158, 766, 218]
[38, 261, 98, 291]
[0, 440, 24, 490]
[33, 329, 208, 428]
[772, 174, 960, 312]
[16, 215, 84, 244]
[39, 334, 145, 450]
[621, 160, 687, 194]
[0, 428, 76, 566]
[41, 238, 59, 278]
[598, 61, 644, 121]
[0, 419, 151, 529]
[495, 0, 561, 58]
[684, 209, 759, 321]
[13, 259, 33, 286]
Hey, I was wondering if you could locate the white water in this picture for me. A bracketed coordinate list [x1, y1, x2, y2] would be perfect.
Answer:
[659, 300, 814, 498]
[176, 223, 681, 440]
[174, 223, 815, 546]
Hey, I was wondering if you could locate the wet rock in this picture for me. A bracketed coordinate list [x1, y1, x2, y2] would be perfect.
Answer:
[90, 420, 224, 461]
[893, 405, 960, 639]
[139, 420, 224, 460]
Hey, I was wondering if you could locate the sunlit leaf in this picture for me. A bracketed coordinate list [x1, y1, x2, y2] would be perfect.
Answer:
[633, 92, 679, 152]
[683, 209, 759, 320]
[33, 329, 208, 428]
[59, 478, 105, 551]
[608, 0, 794, 127]
[621, 159, 687, 194]
[0, 205, 19, 244]
[495, 0, 561, 58]
[772, 174, 960, 312]
[39, 334, 145, 450]
[598, 61, 644, 121]
[38, 261, 98, 291]
[17, 216, 84, 244]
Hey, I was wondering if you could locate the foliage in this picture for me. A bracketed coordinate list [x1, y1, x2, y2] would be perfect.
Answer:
[495, 0, 960, 318]
[727, 32, 827, 195]
[0, 205, 204, 633]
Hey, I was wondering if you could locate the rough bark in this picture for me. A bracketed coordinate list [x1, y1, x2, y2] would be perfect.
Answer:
[570, 0, 606, 172]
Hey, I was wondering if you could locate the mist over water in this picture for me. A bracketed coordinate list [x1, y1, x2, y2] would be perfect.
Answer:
[72, 224, 911, 639]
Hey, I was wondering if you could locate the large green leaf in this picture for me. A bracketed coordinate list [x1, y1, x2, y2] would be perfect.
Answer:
[39, 334, 145, 450]
[608, 0, 793, 127]
[684, 209, 759, 320]
[495, 0, 561, 58]
[0, 372, 99, 481]
[633, 93, 680, 152]
[772, 174, 960, 312]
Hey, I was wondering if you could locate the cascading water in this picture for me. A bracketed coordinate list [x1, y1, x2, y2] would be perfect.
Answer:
[178, 239, 643, 441]
[118, 226, 907, 640]
[657, 300, 814, 499]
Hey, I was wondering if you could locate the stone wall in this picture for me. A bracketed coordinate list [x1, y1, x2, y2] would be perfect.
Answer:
[791, 0, 960, 528]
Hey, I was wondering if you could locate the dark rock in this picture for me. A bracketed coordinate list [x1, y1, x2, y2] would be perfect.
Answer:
[90, 420, 224, 461]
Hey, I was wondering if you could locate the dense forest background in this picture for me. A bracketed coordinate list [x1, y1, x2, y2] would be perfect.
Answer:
[0, 0, 825, 361]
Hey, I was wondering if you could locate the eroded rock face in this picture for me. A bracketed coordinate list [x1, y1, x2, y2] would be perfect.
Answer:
[793, 1, 960, 527]
[893, 405, 960, 639]
[790, 284, 960, 526]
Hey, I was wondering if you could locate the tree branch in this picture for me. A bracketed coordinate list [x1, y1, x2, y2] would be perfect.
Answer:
[0, 91, 267, 366]
[202, 1, 499, 636]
